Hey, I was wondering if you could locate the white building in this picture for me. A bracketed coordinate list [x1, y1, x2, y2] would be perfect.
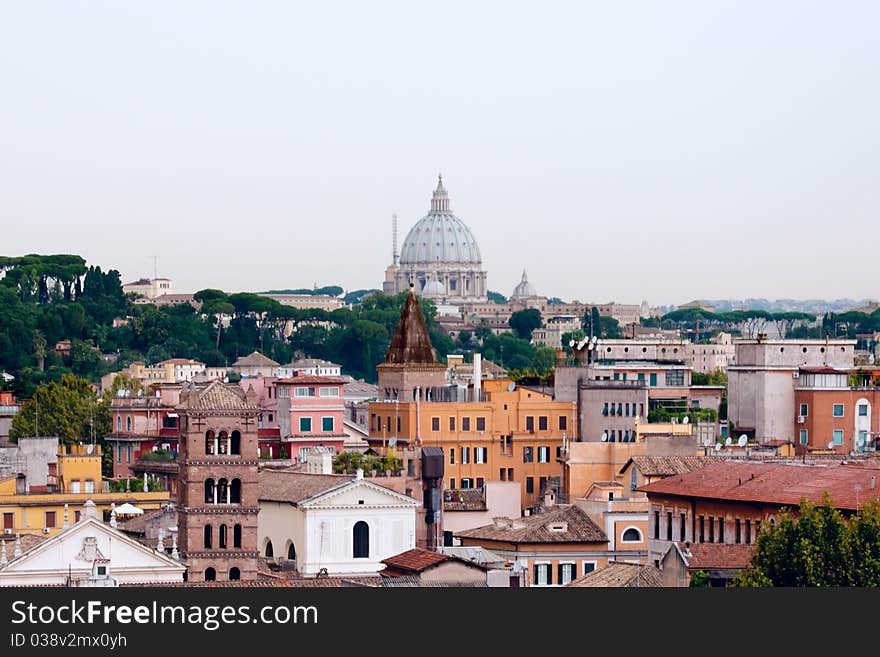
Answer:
[0, 501, 185, 586]
[122, 277, 173, 300]
[258, 470, 417, 576]
[275, 358, 342, 379]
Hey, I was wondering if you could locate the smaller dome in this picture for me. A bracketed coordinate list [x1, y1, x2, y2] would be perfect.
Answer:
[511, 270, 537, 299]
[421, 273, 445, 298]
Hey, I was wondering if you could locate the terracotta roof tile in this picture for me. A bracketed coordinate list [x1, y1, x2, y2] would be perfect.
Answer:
[258, 470, 353, 504]
[275, 375, 346, 385]
[383, 291, 440, 365]
[455, 506, 607, 544]
[232, 351, 280, 368]
[638, 461, 880, 511]
[684, 543, 754, 570]
[176, 381, 259, 412]
[566, 562, 663, 588]
[381, 548, 450, 573]
[625, 455, 717, 477]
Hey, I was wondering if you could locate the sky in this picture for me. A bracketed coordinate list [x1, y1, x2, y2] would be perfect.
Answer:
[1, 1, 878, 307]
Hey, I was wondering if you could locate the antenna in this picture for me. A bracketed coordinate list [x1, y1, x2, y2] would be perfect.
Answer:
[392, 213, 399, 266]
[737, 435, 747, 447]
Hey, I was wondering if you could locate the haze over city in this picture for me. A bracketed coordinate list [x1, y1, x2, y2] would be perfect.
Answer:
[1, 1, 878, 305]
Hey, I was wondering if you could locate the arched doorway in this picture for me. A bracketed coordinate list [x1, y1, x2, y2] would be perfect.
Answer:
[229, 567, 240, 581]
[204, 567, 216, 582]
[353, 521, 369, 558]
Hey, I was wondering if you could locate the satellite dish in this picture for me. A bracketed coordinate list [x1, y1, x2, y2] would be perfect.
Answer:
[737, 435, 748, 447]
[601, 432, 608, 442]
[714, 442, 722, 452]
[388, 437, 397, 447]
[739, 434, 747, 443]
[568, 339, 576, 348]
[136, 389, 143, 397]
[86, 444, 94, 455]
[507, 381, 516, 392]
[725, 437, 733, 446]
[682, 416, 689, 425]
[827, 441, 836, 450]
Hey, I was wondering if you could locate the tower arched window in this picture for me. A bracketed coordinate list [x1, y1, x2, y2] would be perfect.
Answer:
[126, 416, 132, 432]
[353, 521, 369, 558]
[230, 479, 241, 504]
[233, 524, 242, 548]
[231, 430, 241, 455]
[204, 524, 212, 549]
[265, 540, 274, 558]
[218, 431, 228, 455]
[287, 542, 296, 560]
[204, 478, 215, 504]
[219, 524, 227, 549]
[229, 567, 240, 581]
[217, 478, 229, 504]
[204, 567, 216, 582]
[205, 430, 215, 455]
[116, 416, 121, 432]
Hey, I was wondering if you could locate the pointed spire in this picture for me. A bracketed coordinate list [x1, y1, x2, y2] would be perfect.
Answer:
[430, 174, 450, 213]
[13, 533, 21, 559]
[0, 540, 7, 566]
[383, 290, 438, 365]
[521, 269, 528, 283]
[109, 503, 117, 529]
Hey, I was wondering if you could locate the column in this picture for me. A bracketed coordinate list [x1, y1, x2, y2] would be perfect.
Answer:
[213, 484, 218, 505]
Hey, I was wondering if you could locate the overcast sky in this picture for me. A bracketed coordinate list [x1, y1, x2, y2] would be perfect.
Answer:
[1, 1, 877, 306]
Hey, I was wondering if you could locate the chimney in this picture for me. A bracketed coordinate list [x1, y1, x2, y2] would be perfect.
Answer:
[473, 353, 482, 401]
[871, 476, 876, 490]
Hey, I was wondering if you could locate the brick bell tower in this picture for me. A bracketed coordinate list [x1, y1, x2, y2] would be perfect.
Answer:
[176, 381, 260, 582]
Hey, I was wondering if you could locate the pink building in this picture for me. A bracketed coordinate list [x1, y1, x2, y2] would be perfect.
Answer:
[237, 376, 282, 458]
[276, 374, 347, 461]
[108, 385, 182, 479]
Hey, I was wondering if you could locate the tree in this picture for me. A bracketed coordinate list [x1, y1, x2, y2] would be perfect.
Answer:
[10, 374, 111, 444]
[531, 346, 558, 377]
[734, 495, 880, 587]
[597, 316, 621, 338]
[487, 290, 507, 304]
[508, 309, 542, 341]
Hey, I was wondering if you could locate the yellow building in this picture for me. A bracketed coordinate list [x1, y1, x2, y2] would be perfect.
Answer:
[0, 444, 170, 537]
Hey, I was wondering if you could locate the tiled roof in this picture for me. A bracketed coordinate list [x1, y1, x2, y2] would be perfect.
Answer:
[177, 381, 259, 412]
[443, 488, 486, 511]
[258, 470, 352, 503]
[683, 542, 754, 570]
[116, 508, 169, 536]
[2, 533, 48, 555]
[638, 461, 880, 511]
[275, 375, 346, 385]
[381, 548, 450, 573]
[232, 351, 280, 368]
[380, 575, 487, 587]
[285, 358, 341, 368]
[566, 562, 663, 588]
[383, 291, 439, 365]
[455, 506, 608, 544]
[625, 455, 717, 477]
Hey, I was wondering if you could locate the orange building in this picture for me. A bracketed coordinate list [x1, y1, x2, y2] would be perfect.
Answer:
[794, 368, 880, 453]
[368, 289, 575, 512]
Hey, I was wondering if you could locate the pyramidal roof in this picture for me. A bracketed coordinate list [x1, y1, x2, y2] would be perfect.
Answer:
[177, 380, 259, 412]
[384, 289, 439, 365]
[232, 351, 280, 368]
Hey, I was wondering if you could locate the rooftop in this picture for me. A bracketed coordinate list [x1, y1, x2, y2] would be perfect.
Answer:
[681, 542, 755, 570]
[380, 548, 450, 573]
[231, 351, 281, 368]
[177, 381, 259, 413]
[565, 561, 663, 588]
[382, 290, 439, 366]
[622, 455, 718, 478]
[455, 506, 607, 544]
[257, 470, 353, 504]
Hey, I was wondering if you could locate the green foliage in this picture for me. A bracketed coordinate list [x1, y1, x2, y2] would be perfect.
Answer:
[10, 374, 111, 444]
[508, 308, 542, 341]
[332, 451, 401, 474]
[734, 495, 880, 587]
[689, 570, 710, 587]
[487, 290, 507, 304]
[691, 369, 728, 387]
[647, 406, 717, 423]
[261, 286, 344, 297]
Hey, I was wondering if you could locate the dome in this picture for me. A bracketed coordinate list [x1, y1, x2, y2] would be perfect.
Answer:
[421, 273, 445, 297]
[399, 176, 482, 265]
[511, 270, 536, 299]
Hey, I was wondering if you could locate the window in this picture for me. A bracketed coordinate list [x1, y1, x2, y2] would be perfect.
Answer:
[407, 459, 415, 477]
[666, 512, 673, 541]
[533, 563, 551, 586]
[559, 416, 567, 431]
[630, 468, 638, 491]
[84, 480, 94, 494]
[538, 446, 550, 463]
[558, 563, 576, 586]
[475, 447, 487, 463]
[431, 417, 440, 431]
[718, 518, 725, 543]
[523, 446, 534, 463]
[526, 416, 535, 432]
[735, 519, 742, 544]
[449, 417, 456, 431]
[649, 373, 657, 387]
[859, 404, 869, 417]
[461, 447, 470, 464]
[582, 561, 597, 575]
[745, 519, 752, 544]
[229, 567, 240, 581]
[126, 444, 131, 463]
[70, 480, 81, 494]
[126, 416, 132, 432]
[322, 417, 334, 432]
[219, 524, 227, 549]
[294, 387, 315, 397]
[800, 430, 808, 445]
[476, 417, 486, 432]
[833, 430, 844, 445]
[500, 468, 506, 481]
[319, 386, 339, 397]
[800, 403, 809, 417]
[299, 417, 312, 432]
[709, 517, 715, 543]
[233, 524, 242, 548]
[116, 444, 122, 463]
[603, 403, 609, 416]
[353, 521, 369, 558]
[204, 525, 213, 549]
[462, 417, 471, 431]
[699, 516, 705, 542]
[653, 511, 660, 539]
[833, 404, 844, 417]
[449, 448, 455, 465]
[538, 416, 548, 431]
[449, 478, 456, 490]
[507, 468, 514, 481]
[665, 370, 684, 386]
[622, 527, 642, 543]
[526, 477, 534, 494]
[539, 476, 547, 492]
[476, 477, 484, 488]
[96, 566, 107, 576]
[204, 568, 216, 582]
[45, 511, 56, 529]
[680, 513, 686, 542]
[461, 478, 473, 489]
[2, 513, 12, 530]
[116, 416, 121, 432]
